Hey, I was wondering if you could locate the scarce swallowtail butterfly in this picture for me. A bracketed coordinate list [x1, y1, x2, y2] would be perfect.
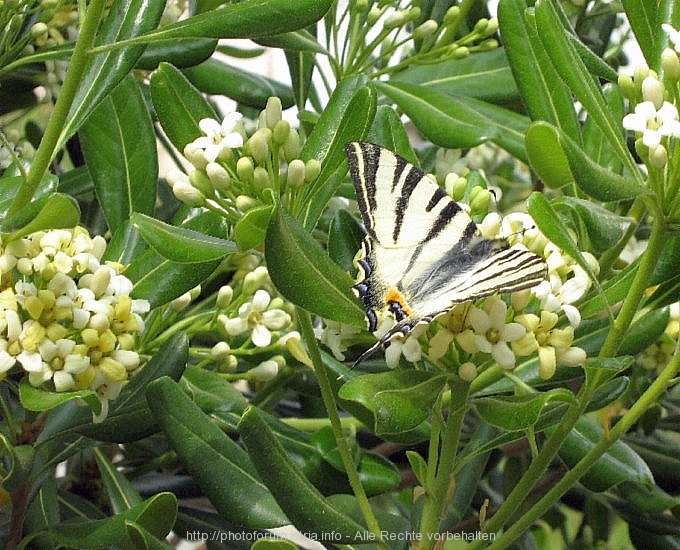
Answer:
[345, 141, 547, 366]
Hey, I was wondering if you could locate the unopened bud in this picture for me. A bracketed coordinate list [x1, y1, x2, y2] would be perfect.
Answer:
[235, 195, 259, 212]
[248, 129, 271, 164]
[305, 159, 321, 182]
[236, 156, 254, 183]
[287, 159, 306, 187]
[272, 119, 290, 145]
[189, 169, 213, 196]
[662, 48, 680, 81]
[206, 162, 230, 191]
[265, 97, 283, 129]
[283, 128, 301, 161]
[459, 362, 477, 381]
[641, 76, 664, 109]
[252, 166, 270, 191]
[173, 181, 205, 207]
[217, 285, 233, 308]
[413, 19, 438, 40]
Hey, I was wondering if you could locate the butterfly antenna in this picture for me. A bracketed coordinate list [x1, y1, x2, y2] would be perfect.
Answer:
[352, 339, 385, 368]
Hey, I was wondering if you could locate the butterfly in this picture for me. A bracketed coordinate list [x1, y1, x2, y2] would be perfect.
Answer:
[345, 141, 547, 365]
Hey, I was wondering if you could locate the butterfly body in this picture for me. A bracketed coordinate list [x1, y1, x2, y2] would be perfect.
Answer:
[345, 141, 547, 364]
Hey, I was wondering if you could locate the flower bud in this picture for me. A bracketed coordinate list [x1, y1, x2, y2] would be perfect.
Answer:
[30, 22, 48, 38]
[617, 74, 635, 101]
[384, 10, 406, 30]
[253, 166, 270, 192]
[248, 128, 272, 164]
[469, 186, 491, 215]
[250, 359, 280, 381]
[236, 156, 254, 183]
[211, 341, 231, 360]
[217, 285, 233, 308]
[287, 159, 306, 187]
[283, 128, 301, 161]
[265, 97, 282, 129]
[459, 362, 478, 381]
[272, 119, 290, 145]
[641, 76, 664, 109]
[633, 66, 650, 88]
[443, 6, 460, 26]
[413, 19, 438, 40]
[173, 181, 205, 207]
[649, 144, 669, 168]
[662, 48, 680, 81]
[305, 159, 321, 182]
[367, 6, 382, 25]
[206, 162, 230, 191]
[235, 195, 259, 212]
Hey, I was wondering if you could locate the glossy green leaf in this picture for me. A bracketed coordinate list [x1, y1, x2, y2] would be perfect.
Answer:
[526, 122, 647, 200]
[376, 80, 530, 163]
[555, 416, 654, 492]
[103, 220, 147, 264]
[338, 371, 448, 435]
[44, 493, 176, 548]
[256, 29, 327, 54]
[474, 389, 575, 431]
[238, 406, 369, 541]
[136, 37, 217, 70]
[127, 211, 227, 306]
[147, 377, 289, 529]
[58, 0, 166, 148]
[367, 105, 418, 165]
[233, 204, 275, 250]
[131, 212, 235, 262]
[1, 193, 80, 240]
[138, 0, 332, 41]
[498, 0, 581, 141]
[183, 58, 294, 109]
[582, 83, 625, 172]
[0, 173, 57, 218]
[93, 447, 143, 513]
[617, 481, 680, 515]
[394, 48, 519, 102]
[534, 0, 641, 181]
[299, 80, 377, 230]
[620, 0, 664, 71]
[150, 62, 218, 152]
[327, 209, 363, 274]
[553, 197, 627, 254]
[80, 75, 157, 234]
[626, 430, 680, 489]
[265, 208, 365, 326]
[619, 307, 670, 356]
[19, 382, 101, 415]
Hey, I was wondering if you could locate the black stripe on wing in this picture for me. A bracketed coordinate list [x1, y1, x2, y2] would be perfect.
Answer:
[346, 142, 380, 240]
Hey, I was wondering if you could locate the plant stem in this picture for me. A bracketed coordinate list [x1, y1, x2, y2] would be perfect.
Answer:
[296, 308, 385, 546]
[418, 378, 469, 549]
[7, 0, 108, 219]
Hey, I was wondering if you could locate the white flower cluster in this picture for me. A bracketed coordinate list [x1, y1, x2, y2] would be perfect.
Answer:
[0, 227, 149, 419]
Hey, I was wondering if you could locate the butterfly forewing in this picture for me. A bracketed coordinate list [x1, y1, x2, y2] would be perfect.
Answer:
[345, 141, 547, 363]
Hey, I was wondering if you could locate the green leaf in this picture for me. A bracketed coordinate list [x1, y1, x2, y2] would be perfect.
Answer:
[238, 406, 369, 541]
[526, 122, 647, 200]
[1, 193, 80, 240]
[376, 80, 530, 163]
[183, 58, 294, 109]
[256, 29, 328, 54]
[93, 447, 143, 513]
[327, 209, 363, 274]
[394, 48, 519, 103]
[138, 0, 332, 41]
[620, 0, 672, 71]
[147, 377, 289, 529]
[79, 75, 157, 234]
[0, 173, 57, 218]
[582, 83, 625, 172]
[367, 105, 418, 165]
[555, 416, 654, 492]
[44, 493, 177, 548]
[338, 371, 448, 435]
[127, 211, 227, 306]
[131, 212, 236, 263]
[136, 37, 217, 70]
[619, 306, 670, 356]
[299, 79, 377, 230]
[19, 383, 101, 415]
[498, 0, 581, 141]
[233, 205, 275, 251]
[265, 208, 365, 327]
[58, 0, 166, 148]
[150, 62, 218, 152]
[474, 389, 575, 431]
[534, 0, 642, 182]
[553, 196, 627, 253]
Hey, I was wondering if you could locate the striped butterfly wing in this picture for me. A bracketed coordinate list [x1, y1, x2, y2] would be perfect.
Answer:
[345, 142, 547, 363]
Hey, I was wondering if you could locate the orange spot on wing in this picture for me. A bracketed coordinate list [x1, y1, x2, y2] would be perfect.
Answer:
[385, 288, 412, 316]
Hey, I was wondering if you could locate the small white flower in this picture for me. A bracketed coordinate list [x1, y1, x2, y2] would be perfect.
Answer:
[314, 320, 360, 361]
[384, 324, 426, 368]
[192, 113, 244, 163]
[622, 100, 680, 149]
[221, 289, 290, 347]
[468, 296, 525, 369]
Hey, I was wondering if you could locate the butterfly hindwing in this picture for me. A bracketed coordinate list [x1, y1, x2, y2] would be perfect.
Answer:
[345, 142, 547, 363]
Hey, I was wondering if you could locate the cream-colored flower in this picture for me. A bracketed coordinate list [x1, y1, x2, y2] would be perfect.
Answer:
[220, 289, 291, 347]
[191, 114, 245, 163]
[467, 296, 525, 369]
